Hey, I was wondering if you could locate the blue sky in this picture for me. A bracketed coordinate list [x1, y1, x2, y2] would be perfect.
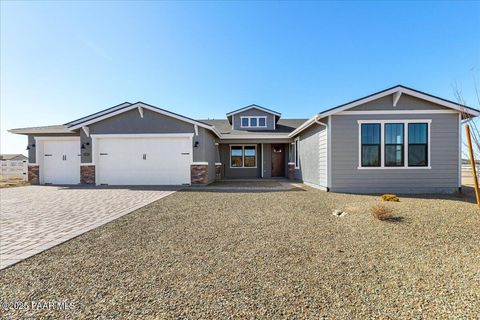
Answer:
[1, 1, 479, 155]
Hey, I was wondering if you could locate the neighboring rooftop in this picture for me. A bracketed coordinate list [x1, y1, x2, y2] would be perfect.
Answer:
[0, 154, 28, 161]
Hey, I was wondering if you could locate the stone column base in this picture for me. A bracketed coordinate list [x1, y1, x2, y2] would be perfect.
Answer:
[191, 163, 208, 185]
[287, 162, 295, 180]
[215, 163, 223, 181]
[28, 165, 40, 184]
[80, 165, 96, 184]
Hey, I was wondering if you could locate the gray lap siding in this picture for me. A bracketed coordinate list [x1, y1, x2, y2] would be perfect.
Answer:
[293, 120, 328, 189]
[330, 113, 460, 194]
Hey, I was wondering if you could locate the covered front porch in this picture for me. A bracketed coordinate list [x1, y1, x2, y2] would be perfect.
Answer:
[216, 142, 294, 180]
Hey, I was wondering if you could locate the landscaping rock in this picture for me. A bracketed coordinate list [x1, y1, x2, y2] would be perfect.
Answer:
[1, 188, 479, 318]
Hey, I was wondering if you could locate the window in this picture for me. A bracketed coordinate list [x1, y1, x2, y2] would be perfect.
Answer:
[231, 146, 243, 167]
[240, 116, 267, 128]
[241, 117, 249, 127]
[361, 124, 381, 167]
[385, 123, 404, 167]
[358, 120, 430, 169]
[230, 145, 256, 168]
[258, 117, 266, 127]
[408, 123, 428, 167]
[244, 146, 256, 167]
[294, 137, 300, 168]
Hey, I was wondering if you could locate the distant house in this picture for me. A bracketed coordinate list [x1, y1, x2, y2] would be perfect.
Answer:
[0, 154, 28, 180]
[9, 85, 480, 193]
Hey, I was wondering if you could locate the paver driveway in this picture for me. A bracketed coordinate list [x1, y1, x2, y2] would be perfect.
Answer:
[0, 185, 177, 269]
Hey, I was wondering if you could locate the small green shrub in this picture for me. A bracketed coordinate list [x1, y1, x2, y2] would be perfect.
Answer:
[381, 194, 399, 202]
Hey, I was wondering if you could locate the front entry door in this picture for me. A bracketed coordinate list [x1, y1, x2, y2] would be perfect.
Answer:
[271, 144, 285, 177]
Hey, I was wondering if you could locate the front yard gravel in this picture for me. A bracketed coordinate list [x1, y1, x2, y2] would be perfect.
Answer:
[1, 186, 479, 318]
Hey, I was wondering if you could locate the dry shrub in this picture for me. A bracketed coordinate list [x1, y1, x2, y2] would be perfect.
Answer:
[381, 194, 399, 202]
[371, 205, 394, 221]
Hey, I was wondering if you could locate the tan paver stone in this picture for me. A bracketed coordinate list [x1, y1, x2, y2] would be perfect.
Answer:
[0, 185, 177, 269]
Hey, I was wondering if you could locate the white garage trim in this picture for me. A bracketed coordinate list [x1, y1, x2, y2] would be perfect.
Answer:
[90, 133, 194, 139]
[34, 136, 80, 165]
[34, 136, 80, 141]
[34, 136, 81, 184]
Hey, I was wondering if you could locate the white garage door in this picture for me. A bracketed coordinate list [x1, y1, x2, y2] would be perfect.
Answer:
[42, 139, 80, 184]
[96, 135, 192, 185]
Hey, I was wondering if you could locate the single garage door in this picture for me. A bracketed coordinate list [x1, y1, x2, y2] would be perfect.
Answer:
[96, 135, 192, 185]
[42, 139, 80, 184]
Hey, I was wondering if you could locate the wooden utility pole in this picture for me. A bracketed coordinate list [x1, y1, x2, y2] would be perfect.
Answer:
[465, 124, 480, 207]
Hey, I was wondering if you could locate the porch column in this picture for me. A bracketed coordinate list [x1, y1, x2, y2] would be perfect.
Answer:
[287, 162, 295, 180]
[215, 163, 223, 180]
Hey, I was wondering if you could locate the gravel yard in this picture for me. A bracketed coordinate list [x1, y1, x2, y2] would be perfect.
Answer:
[1, 186, 479, 319]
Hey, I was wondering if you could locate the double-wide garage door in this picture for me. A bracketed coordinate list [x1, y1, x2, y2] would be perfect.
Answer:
[96, 136, 192, 185]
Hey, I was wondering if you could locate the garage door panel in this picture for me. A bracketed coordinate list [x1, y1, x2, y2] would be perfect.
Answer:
[42, 140, 80, 184]
[97, 136, 192, 185]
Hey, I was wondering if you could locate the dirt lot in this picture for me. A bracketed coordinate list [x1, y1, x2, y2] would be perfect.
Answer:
[0, 178, 29, 189]
[1, 185, 479, 319]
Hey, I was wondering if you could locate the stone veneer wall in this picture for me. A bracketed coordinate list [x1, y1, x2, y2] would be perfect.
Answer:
[215, 163, 223, 181]
[191, 164, 208, 184]
[80, 165, 96, 184]
[287, 163, 295, 180]
[28, 165, 39, 184]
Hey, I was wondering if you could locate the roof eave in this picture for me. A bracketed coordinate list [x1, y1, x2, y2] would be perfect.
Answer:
[67, 101, 221, 138]
[226, 105, 282, 117]
[8, 128, 75, 135]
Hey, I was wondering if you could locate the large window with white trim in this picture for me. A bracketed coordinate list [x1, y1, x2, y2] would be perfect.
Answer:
[358, 120, 431, 169]
[230, 145, 256, 168]
[361, 124, 381, 167]
[408, 123, 428, 167]
[384, 123, 404, 167]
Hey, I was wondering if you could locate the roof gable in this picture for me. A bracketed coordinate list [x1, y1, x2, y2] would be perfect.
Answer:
[66, 102, 132, 127]
[289, 85, 480, 137]
[318, 85, 480, 118]
[226, 104, 281, 117]
[67, 102, 220, 137]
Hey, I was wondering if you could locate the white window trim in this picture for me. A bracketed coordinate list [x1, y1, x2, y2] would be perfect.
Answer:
[357, 119, 432, 170]
[294, 137, 300, 169]
[229, 144, 257, 168]
[240, 116, 268, 128]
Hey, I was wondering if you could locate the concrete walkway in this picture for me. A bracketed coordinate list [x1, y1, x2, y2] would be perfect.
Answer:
[196, 180, 304, 191]
[0, 185, 177, 270]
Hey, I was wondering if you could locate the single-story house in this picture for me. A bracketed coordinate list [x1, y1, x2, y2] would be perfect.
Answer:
[9, 85, 479, 193]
